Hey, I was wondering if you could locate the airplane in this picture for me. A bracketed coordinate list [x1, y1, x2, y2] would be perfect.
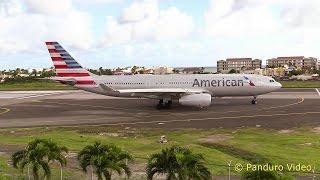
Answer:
[45, 42, 282, 109]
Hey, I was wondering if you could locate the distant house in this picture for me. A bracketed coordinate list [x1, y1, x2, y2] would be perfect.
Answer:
[174, 67, 216, 74]
[0, 74, 11, 83]
[154, 67, 173, 75]
[112, 70, 132, 75]
[143, 68, 154, 74]
[182, 67, 204, 74]
[0, 75, 4, 83]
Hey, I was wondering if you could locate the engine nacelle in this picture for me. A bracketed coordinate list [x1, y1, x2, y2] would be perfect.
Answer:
[179, 93, 212, 107]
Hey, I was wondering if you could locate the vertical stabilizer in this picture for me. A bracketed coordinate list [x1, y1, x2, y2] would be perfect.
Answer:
[45, 42, 96, 86]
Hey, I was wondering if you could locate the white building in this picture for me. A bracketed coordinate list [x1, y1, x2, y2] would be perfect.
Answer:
[154, 67, 173, 75]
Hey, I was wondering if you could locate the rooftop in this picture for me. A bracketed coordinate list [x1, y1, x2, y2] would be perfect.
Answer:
[226, 58, 252, 61]
[276, 56, 304, 60]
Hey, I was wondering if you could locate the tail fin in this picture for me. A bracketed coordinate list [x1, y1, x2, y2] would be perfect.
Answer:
[45, 42, 96, 86]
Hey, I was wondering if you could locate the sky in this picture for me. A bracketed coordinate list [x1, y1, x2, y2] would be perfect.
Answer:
[0, 0, 319, 70]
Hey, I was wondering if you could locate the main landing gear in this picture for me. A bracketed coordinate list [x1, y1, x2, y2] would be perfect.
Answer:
[251, 96, 257, 105]
[157, 99, 172, 109]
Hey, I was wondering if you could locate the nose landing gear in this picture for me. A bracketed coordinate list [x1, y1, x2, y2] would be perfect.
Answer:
[251, 96, 257, 105]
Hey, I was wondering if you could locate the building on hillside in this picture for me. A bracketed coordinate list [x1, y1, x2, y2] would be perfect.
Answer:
[0, 74, 12, 83]
[267, 56, 318, 70]
[181, 67, 204, 74]
[173, 67, 216, 74]
[202, 67, 217, 74]
[143, 68, 154, 74]
[112, 67, 132, 75]
[217, 58, 262, 73]
[0, 74, 5, 83]
[154, 67, 173, 75]
[254, 68, 286, 77]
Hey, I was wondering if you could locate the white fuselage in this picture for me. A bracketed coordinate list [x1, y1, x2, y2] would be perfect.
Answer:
[78, 74, 282, 99]
[45, 41, 282, 107]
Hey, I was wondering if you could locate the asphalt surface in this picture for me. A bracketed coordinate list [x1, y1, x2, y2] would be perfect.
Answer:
[0, 88, 319, 129]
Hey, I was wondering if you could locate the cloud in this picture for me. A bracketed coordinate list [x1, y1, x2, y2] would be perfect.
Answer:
[25, 0, 73, 15]
[0, 0, 23, 16]
[204, 0, 320, 38]
[279, 0, 320, 28]
[119, 0, 158, 23]
[0, 0, 92, 53]
[100, 0, 194, 46]
[73, 0, 122, 6]
[202, 0, 320, 62]
[204, 0, 278, 38]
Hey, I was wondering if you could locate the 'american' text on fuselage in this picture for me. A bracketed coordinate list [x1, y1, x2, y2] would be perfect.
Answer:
[192, 79, 244, 87]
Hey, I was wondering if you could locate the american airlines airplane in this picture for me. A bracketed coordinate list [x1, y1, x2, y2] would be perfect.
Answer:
[45, 42, 282, 109]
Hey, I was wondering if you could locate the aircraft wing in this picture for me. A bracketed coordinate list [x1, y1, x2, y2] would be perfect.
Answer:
[117, 88, 210, 99]
[99, 84, 210, 99]
[118, 88, 205, 93]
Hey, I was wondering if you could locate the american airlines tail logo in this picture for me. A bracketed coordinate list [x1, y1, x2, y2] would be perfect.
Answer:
[244, 76, 255, 86]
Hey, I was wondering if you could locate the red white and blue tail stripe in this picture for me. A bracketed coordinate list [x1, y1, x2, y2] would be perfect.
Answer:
[45, 42, 97, 86]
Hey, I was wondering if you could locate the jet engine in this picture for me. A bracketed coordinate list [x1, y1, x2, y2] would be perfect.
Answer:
[179, 93, 212, 107]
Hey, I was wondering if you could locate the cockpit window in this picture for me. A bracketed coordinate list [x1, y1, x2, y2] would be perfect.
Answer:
[269, 80, 275, 83]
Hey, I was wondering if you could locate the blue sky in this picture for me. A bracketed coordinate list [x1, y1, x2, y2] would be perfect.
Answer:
[0, 0, 319, 70]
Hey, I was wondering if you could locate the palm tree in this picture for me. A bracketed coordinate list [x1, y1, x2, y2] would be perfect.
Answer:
[12, 139, 68, 180]
[146, 146, 211, 180]
[177, 149, 211, 180]
[44, 139, 68, 180]
[12, 139, 51, 180]
[78, 141, 133, 180]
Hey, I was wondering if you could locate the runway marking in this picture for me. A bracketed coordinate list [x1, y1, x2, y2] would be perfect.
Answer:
[0, 91, 68, 99]
[316, 89, 320, 96]
[0, 108, 10, 115]
[138, 97, 305, 118]
[100, 111, 320, 126]
[17, 92, 64, 100]
[40, 111, 320, 127]
[29, 97, 306, 120]
[260, 97, 304, 110]
[40, 101, 150, 112]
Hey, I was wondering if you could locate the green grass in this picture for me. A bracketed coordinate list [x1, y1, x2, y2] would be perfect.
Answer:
[279, 80, 320, 88]
[0, 80, 74, 91]
[0, 126, 318, 178]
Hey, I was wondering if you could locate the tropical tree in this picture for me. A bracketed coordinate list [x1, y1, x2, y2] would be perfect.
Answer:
[31, 69, 38, 77]
[228, 69, 237, 74]
[45, 140, 68, 180]
[11, 139, 68, 180]
[131, 66, 138, 74]
[12, 139, 51, 180]
[146, 146, 211, 180]
[77, 141, 133, 180]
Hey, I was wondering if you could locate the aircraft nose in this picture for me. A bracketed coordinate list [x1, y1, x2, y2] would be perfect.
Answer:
[276, 82, 282, 89]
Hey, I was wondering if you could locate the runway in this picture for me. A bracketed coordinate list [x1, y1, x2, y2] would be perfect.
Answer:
[0, 89, 319, 129]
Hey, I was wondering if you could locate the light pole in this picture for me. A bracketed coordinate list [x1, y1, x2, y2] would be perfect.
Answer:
[227, 160, 232, 180]
[313, 165, 316, 180]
